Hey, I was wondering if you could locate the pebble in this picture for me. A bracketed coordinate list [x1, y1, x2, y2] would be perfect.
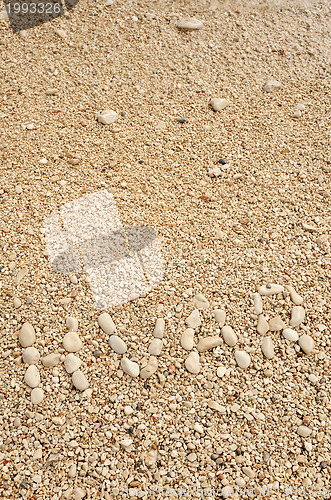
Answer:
[185, 309, 201, 328]
[124, 405, 133, 415]
[282, 328, 299, 342]
[109, 335, 127, 354]
[258, 283, 284, 296]
[234, 351, 251, 369]
[22, 347, 40, 365]
[187, 452, 197, 462]
[19, 323, 36, 347]
[216, 366, 227, 378]
[181, 328, 195, 350]
[63, 332, 83, 352]
[24, 365, 40, 388]
[221, 486, 233, 498]
[97, 109, 118, 125]
[212, 309, 226, 326]
[98, 312, 116, 334]
[13, 297, 21, 308]
[177, 18, 204, 30]
[68, 464, 77, 478]
[192, 293, 210, 309]
[221, 326, 238, 346]
[72, 370, 89, 391]
[285, 285, 303, 305]
[298, 334, 314, 354]
[66, 317, 78, 332]
[15, 267, 28, 285]
[148, 338, 163, 356]
[269, 316, 286, 331]
[308, 374, 318, 383]
[64, 353, 82, 374]
[121, 357, 140, 377]
[144, 448, 157, 466]
[185, 351, 200, 374]
[0, 9, 9, 20]
[42, 353, 61, 367]
[242, 466, 255, 479]
[296, 103, 305, 111]
[302, 223, 319, 232]
[70, 275, 78, 284]
[253, 293, 263, 315]
[297, 425, 312, 437]
[153, 318, 165, 338]
[263, 79, 281, 92]
[210, 98, 230, 111]
[193, 422, 204, 434]
[140, 356, 158, 379]
[208, 401, 226, 414]
[261, 337, 275, 359]
[257, 315, 269, 335]
[293, 110, 301, 118]
[290, 306, 305, 327]
[197, 335, 222, 352]
[31, 387, 44, 405]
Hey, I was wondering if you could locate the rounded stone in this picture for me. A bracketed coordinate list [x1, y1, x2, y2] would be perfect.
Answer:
[298, 334, 314, 354]
[121, 357, 140, 378]
[282, 328, 299, 342]
[297, 425, 312, 437]
[261, 337, 275, 359]
[19, 323, 36, 347]
[197, 335, 222, 352]
[109, 335, 127, 354]
[63, 332, 83, 352]
[253, 293, 263, 315]
[185, 351, 200, 374]
[258, 284, 284, 296]
[153, 318, 165, 338]
[177, 18, 204, 30]
[64, 353, 81, 374]
[140, 356, 158, 379]
[269, 316, 286, 331]
[181, 328, 194, 351]
[31, 387, 44, 405]
[221, 326, 238, 347]
[185, 309, 201, 329]
[210, 98, 230, 111]
[42, 353, 61, 368]
[72, 370, 89, 391]
[24, 365, 40, 388]
[285, 285, 303, 305]
[22, 347, 40, 365]
[97, 109, 118, 125]
[148, 338, 163, 356]
[98, 313, 116, 334]
[212, 309, 226, 326]
[290, 306, 305, 327]
[192, 293, 210, 309]
[66, 317, 78, 332]
[257, 315, 269, 335]
[235, 351, 251, 369]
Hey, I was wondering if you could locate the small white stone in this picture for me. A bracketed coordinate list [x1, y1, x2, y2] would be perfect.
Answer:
[0, 10, 9, 20]
[261, 337, 275, 359]
[293, 109, 301, 118]
[257, 315, 269, 335]
[221, 326, 238, 347]
[185, 351, 200, 374]
[282, 328, 299, 342]
[98, 312, 116, 334]
[72, 370, 89, 391]
[109, 335, 127, 354]
[148, 338, 163, 356]
[33, 449, 42, 460]
[242, 466, 255, 479]
[216, 366, 227, 378]
[19, 323, 36, 347]
[208, 401, 226, 414]
[144, 448, 158, 466]
[269, 316, 286, 331]
[290, 306, 305, 327]
[263, 79, 281, 92]
[235, 351, 251, 369]
[297, 425, 312, 437]
[97, 109, 118, 125]
[212, 309, 226, 326]
[121, 357, 140, 377]
[24, 365, 40, 388]
[258, 283, 284, 296]
[153, 318, 165, 338]
[181, 328, 194, 350]
[124, 405, 133, 415]
[63, 332, 83, 352]
[64, 353, 81, 374]
[296, 103, 305, 111]
[31, 387, 44, 405]
[192, 293, 210, 309]
[193, 422, 204, 434]
[15, 267, 28, 285]
[13, 297, 21, 308]
[298, 334, 314, 354]
[210, 97, 230, 111]
[22, 347, 40, 365]
[185, 309, 201, 328]
[197, 335, 222, 352]
[221, 486, 234, 498]
[187, 452, 197, 462]
[253, 293, 263, 315]
[70, 275, 78, 284]
[235, 478, 246, 488]
[140, 356, 158, 379]
[120, 439, 133, 450]
[177, 18, 204, 30]
[42, 353, 61, 367]
[285, 285, 303, 305]
[68, 464, 77, 478]
[302, 223, 319, 232]
[66, 317, 78, 332]
[308, 374, 318, 383]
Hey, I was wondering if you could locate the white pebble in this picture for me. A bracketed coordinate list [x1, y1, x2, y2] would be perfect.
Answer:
[298, 334, 314, 354]
[212, 309, 226, 326]
[261, 337, 275, 359]
[293, 110, 301, 118]
[216, 366, 227, 378]
[185, 309, 201, 328]
[153, 318, 165, 338]
[15, 267, 28, 285]
[185, 351, 200, 374]
[210, 98, 230, 111]
[193, 422, 204, 434]
[13, 297, 21, 308]
[221, 326, 238, 347]
[253, 293, 263, 315]
[296, 103, 305, 111]
[308, 374, 318, 383]
[66, 317, 78, 332]
[97, 109, 118, 125]
[109, 335, 127, 354]
[258, 283, 284, 296]
[72, 370, 89, 391]
[242, 466, 255, 479]
[22, 347, 40, 365]
[31, 387, 44, 405]
[63, 332, 83, 352]
[148, 338, 163, 356]
[192, 293, 210, 309]
[208, 401, 226, 414]
[140, 356, 158, 379]
[290, 306, 305, 327]
[124, 405, 133, 415]
[235, 351, 251, 369]
[297, 425, 312, 437]
[269, 316, 286, 331]
[181, 328, 194, 350]
[263, 79, 281, 92]
[257, 315, 269, 335]
[121, 357, 140, 377]
[19, 322, 36, 347]
[221, 486, 234, 498]
[42, 353, 61, 367]
[64, 353, 82, 374]
[197, 335, 222, 352]
[282, 328, 299, 342]
[285, 285, 303, 305]
[177, 18, 204, 30]
[98, 312, 116, 334]
[24, 365, 40, 388]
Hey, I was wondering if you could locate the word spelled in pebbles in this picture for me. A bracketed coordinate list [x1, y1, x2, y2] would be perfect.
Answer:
[63, 332, 83, 352]
[258, 283, 284, 296]
[64, 353, 81, 374]
[263, 79, 281, 92]
[257, 315, 269, 335]
[109, 335, 127, 354]
[177, 18, 204, 30]
[269, 316, 286, 331]
[72, 370, 89, 391]
[98, 312, 116, 334]
[221, 326, 238, 346]
[210, 98, 230, 111]
[282, 328, 299, 342]
[97, 109, 118, 125]
[298, 334, 315, 354]
[185, 309, 201, 328]
[148, 338, 163, 356]
[235, 351, 251, 369]
[140, 356, 158, 379]
[19, 322, 36, 347]
[121, 357, 140, 378]
[66, 317, 78, 332]
[253, 293, 263, 315]
[153, 318, 165, 338]
[185, 351, 200, 374]
[290, 306, 305, 327]
[24, 365, 40, 388]
[285, 285, 303, 305]
[31, 387, 44, 405]
[192, 293, 210, 309]
[197, 335, 222, 352]
[42, 353, 61, 367]
[212, 309, 226, 326]
[261, 337, 275, 359]
[181, 328, 194, 350]
[22, 347, 40, 365]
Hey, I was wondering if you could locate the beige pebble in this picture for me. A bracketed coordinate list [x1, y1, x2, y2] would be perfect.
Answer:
[261, 337, 275, 359]
[181, 328, 194, 350]
[269, 316, 286, 331]
[140, 356, 158, 379]
[258, 283, 284, 296]
[153, 318, 165, 338]
[185, 309, 201, 328]
[19, 322, 36, 347]
[235, 351, 251, 369]
[290, 306, 305, 327]
[197, 335, 222, 352]
[148, 338, 163, 356]
[192, 293, 210, 309]
[297, 425, 312, 437]
[15, 267, 28, 285]
[212, 309, 226, 326]
[210, 98, 230, 111]
[257, 315, 269, 335]
[221, 326, 238, 346]
[185, 351, 200, 374]
[285, 285, 303, 305]
[31, 387, 44, 405]
[177, 18, 204, 30]
[72, 370, 89, 391]
[298, 334, 314, 354]
[42, 353, 61, 367]
[24, 365, 40, 388]
[98, 312, 116, 334]
[63, 331, 83, 352]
